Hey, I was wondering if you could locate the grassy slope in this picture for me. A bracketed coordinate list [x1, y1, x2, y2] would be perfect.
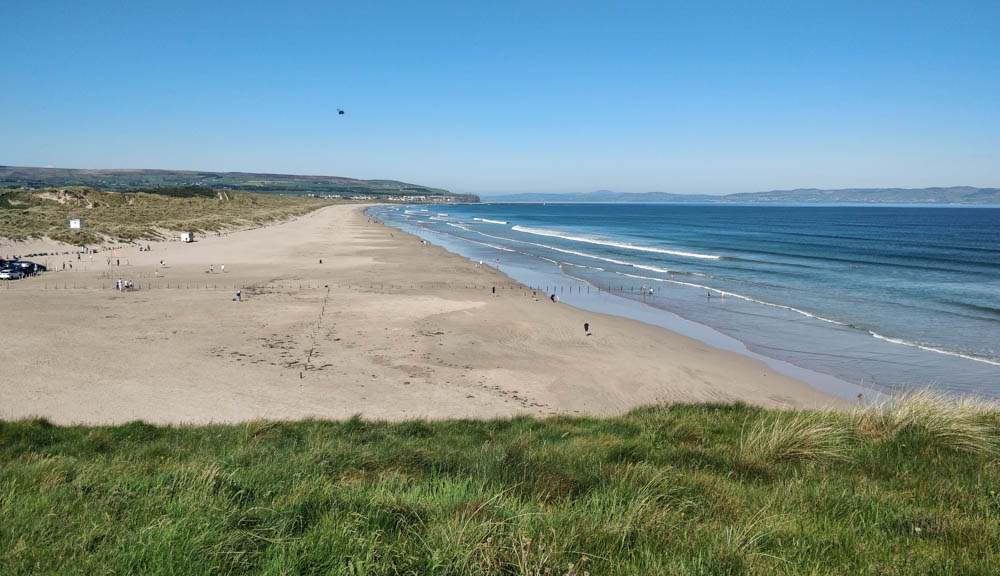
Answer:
[0, 187, 330, 244]
[2, 402, 998, 575]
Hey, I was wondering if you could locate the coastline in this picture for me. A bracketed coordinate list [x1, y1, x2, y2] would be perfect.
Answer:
[1, 204, 846, 424]
[372, 204, 873, 403]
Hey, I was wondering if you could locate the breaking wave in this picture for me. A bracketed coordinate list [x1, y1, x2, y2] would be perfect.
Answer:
[511, 226, 721, 260]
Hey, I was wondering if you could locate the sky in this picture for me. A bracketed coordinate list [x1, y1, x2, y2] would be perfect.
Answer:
[1, 1, 998, 195]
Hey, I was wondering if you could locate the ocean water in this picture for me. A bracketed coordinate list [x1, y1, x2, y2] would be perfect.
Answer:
[368, 203, 1000, 399]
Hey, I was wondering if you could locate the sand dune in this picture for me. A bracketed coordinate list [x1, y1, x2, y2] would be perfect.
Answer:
[0, 205, 841, 424]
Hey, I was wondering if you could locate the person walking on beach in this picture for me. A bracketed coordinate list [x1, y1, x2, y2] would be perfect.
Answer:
[584, 322, 590, 335]
[221, 264, 225, 273]
[492, 286, 496, 297]
[210, 264, 214, 273]
[236, 289, 242, 302]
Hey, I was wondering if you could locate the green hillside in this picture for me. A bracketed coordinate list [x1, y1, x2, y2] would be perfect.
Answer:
[0, 166, 479, 203]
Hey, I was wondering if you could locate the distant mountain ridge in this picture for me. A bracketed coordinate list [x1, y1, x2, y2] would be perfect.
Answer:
[0, 166, 479, 202]
[486, 187, 1000, 205]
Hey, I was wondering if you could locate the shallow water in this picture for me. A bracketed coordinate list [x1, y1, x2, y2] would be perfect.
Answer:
[369, 203, 1000, 399]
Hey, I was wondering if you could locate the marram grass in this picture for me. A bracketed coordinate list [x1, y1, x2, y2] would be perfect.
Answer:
[0, 187, 329, 244]
[2, 400, 1000, 575]
[852, 390, 1000, 456]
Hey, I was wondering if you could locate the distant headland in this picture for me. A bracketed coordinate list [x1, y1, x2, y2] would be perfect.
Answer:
[0, 165, 479, 203]
[486, 187, 1000, 205]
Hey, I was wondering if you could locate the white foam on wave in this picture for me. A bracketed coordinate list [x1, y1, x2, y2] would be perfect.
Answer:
[633, 263, 672, 274]
[869, 332, 1000, 367]
[440, 228, 517, 253]
[511, 225, 721, 260]
[562, 262, 606, 272]
[615, 271, 851, 327]
[446, 222, 472, 232]
[443, 224, 686, 274]
[429, 216, 451, 222]
[473, 217, 509, 224]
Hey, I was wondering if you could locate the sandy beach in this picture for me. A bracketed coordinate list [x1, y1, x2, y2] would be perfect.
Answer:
[0, 204, 842, 424]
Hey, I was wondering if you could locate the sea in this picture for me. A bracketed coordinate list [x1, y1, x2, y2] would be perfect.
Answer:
[367, 203, 1000, 401]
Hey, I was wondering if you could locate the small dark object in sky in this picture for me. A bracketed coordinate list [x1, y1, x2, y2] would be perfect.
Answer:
[338, 109, 345, 115]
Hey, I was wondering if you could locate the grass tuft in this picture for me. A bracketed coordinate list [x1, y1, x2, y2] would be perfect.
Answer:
[853, 390, 999, 455]
[738, 411, 852, 467]
[716, 508, 785, 572]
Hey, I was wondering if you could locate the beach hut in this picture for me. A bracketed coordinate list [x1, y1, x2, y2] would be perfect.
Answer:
[180, 232, 195, 243]
[69, 218, 85, 229]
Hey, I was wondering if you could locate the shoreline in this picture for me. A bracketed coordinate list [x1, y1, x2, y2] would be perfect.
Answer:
[371, 205, 872, 403]
[1, 204, 846, 424]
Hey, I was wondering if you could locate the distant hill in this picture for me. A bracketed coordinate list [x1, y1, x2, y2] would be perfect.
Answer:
[486, 187, 1000, 205]
[0, 166, 479, 202]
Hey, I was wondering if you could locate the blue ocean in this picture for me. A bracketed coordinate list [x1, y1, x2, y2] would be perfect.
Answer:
[368, 203, 1000, 399]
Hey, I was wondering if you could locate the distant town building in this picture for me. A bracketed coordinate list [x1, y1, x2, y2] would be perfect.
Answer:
[69, 218, 85, 229]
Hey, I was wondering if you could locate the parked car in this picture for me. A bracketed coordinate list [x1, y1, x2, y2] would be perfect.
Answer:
[0, 268, 24, 280]
[7, 261, 43, 276]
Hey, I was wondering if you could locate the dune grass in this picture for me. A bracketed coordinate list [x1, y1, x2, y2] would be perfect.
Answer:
[2, 400, 999, 575]
[0, 187, 330, 244]
[852, 391, 1000, 456]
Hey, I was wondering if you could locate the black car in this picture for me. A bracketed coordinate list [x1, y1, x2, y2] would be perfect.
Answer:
[8, 261, 44, 276]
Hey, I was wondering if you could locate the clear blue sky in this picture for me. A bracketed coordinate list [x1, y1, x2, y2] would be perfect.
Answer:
[2, 1, 998, 195]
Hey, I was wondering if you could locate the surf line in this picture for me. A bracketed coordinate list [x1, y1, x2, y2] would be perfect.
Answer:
[869, 332, 1000, 367]
[439, 224, 642, 269]
[616, 271, 851, 327]
[511, 225, 721, 260]
[618, 270, 1000, 367]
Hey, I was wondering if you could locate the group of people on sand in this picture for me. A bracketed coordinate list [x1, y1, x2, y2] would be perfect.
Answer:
[115, 279, 134, 292]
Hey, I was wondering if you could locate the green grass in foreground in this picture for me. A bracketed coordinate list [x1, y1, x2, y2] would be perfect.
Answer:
[0, 187, 329, 244]
[2, 394, 999, 575]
